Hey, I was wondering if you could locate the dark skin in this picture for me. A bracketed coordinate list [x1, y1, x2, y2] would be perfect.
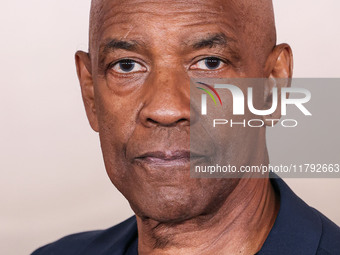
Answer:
[75, 0, 293, 254]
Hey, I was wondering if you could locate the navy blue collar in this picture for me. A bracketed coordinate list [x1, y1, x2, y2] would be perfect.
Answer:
[257, 175, 322, 254]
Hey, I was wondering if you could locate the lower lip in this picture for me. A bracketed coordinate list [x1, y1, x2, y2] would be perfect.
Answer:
[135, 156, 206, 168]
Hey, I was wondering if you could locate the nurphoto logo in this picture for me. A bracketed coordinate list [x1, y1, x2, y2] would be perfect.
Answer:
[196, 80, 312, 128]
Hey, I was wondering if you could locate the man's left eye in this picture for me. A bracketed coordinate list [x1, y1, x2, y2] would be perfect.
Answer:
[111, 59, 146, 74]
[190, 57, 224, 70]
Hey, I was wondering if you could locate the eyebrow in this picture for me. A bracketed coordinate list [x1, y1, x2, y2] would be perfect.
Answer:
[100, 38, 141, 53]
[98, 38, 144, 68]
[190, 33, 230, 49]
[187, 33, 241, 64]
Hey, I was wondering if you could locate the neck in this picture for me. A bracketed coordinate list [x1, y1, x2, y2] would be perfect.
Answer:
[136, 177, 279, 255]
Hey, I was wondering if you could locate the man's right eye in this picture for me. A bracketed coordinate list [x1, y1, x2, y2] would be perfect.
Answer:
[110, 59, 146, 74]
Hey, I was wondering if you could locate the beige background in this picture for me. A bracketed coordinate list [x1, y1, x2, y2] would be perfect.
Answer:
[0, 0, 339, 254]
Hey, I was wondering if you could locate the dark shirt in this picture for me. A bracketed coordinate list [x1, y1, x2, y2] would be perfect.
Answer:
[32, 177, 340, 255]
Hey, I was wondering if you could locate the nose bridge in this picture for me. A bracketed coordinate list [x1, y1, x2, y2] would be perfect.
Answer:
[154, 68, 188, 105]
[140, 67, 191, 127]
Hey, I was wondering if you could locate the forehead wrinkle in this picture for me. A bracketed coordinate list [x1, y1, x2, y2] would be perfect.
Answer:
[89, 0, 233, 51]
[97, 0, 228, 16]
[96, 12, 239, 46]
[98, 10, 235, 32]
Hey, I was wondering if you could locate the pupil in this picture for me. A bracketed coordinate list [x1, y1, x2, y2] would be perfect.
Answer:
[119, 60, 135, 72]
[205, 58, 220, 69]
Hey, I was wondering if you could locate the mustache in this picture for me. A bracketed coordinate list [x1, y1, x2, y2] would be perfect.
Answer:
[126, 126, 215, 161]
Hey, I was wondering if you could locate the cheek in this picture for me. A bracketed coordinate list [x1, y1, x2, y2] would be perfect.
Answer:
[95, 93, 138, 183]
[96, 81, 138, 143]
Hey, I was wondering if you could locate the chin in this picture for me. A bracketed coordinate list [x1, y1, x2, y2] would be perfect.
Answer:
[131, 199, 203, 223]
[128, 179, 236, 223]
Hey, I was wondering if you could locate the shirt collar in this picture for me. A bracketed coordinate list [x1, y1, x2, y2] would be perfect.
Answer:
[257, 174, 322, 255]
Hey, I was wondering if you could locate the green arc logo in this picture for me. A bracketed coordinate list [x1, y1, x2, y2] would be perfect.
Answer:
[196, 82, 223, 106]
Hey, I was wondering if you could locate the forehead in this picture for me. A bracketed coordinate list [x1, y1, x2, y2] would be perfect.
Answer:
[93, 0, 243, 49]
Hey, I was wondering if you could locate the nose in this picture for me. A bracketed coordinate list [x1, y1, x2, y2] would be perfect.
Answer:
[139, 69, 191, 128]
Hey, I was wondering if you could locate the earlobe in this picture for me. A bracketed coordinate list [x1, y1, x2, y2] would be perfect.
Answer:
[75, 51, 99, 132]
[262, 44, 293, 126]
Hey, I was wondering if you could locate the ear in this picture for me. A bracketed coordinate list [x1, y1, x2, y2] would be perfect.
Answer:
[75, 51, 99, 132]
[262, 43, 293, 126]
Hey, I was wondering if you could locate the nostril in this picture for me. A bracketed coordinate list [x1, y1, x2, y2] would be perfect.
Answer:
[176, 118, 190, 127]
[146, 118, 158, 125]
[177, 118, 188, 123]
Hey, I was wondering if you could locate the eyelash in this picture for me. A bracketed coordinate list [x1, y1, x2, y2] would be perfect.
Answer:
[106, 59, 135, 72]
[105, 56, 230, 75]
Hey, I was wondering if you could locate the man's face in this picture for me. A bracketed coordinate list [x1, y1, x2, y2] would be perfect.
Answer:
[81, 0, 277, 222]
